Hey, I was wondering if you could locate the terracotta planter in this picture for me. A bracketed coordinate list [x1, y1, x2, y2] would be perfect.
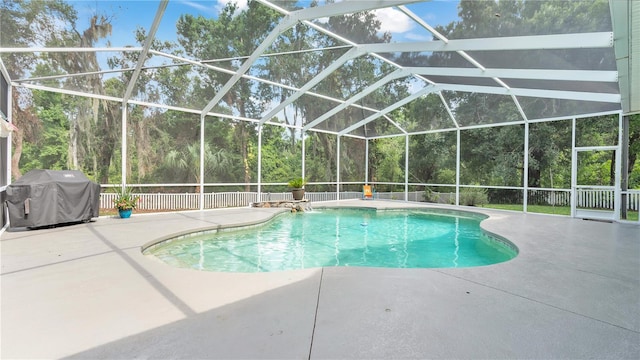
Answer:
[291, 188, 305, 200]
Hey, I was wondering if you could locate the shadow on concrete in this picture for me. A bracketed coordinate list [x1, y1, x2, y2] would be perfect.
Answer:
[86, 223, 198, 317]
[63, 272, 321, 359]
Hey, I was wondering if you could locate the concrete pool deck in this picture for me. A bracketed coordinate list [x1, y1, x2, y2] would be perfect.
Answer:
[1, 200, 639, 359]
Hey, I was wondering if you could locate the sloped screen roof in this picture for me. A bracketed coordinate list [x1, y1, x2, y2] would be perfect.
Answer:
[0, 0, 633, 139]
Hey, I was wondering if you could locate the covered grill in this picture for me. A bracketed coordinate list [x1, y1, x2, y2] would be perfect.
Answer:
[6, 170, 100, 229]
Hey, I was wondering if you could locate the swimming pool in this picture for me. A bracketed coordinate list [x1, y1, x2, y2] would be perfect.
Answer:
[143, 208, 518, 272]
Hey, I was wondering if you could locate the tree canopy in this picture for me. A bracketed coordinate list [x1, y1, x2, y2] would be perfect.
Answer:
[2, 0, 638, 196]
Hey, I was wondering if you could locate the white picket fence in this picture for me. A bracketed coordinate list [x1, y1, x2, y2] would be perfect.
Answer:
[99, 190, 420, 210]
[572, 189, 639, 211]
[575, 189, 614, 210]
[622, 191, 640, 211]
[100, 189, 640, 212]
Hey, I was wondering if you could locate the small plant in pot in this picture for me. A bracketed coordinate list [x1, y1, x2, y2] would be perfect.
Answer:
[113, 186, 140, 218]
[288, 177, 307, 201]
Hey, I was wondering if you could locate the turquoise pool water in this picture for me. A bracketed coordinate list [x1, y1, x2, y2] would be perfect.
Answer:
[143, 208, 517, 272]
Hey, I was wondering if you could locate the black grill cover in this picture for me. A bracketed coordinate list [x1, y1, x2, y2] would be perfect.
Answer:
[6, 170, 100, 228]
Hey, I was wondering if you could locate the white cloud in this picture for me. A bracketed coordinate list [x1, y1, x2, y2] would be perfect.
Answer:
[215, 0, 249, 14]
[403, 32, 433, 41]
[180, 0, 248, 16]
[373, 7, 414, 34]
[181, 1, 215, 14]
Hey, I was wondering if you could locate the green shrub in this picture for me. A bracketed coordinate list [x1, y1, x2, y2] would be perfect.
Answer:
[287, 177, 307, 188]
[423, 189, 436, 202]
[460, 187, 488, 206]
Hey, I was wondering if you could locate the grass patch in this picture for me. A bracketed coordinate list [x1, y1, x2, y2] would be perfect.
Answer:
[480, 204, 523, 212]
[527, 205, 571, 216]
[620, 211, 639, 221]
[479, 204, 638, 221]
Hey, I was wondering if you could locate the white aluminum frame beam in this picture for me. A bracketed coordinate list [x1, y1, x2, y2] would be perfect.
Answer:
[122, 0, 169, 102]
[303, 69, 408, 131]
[339, 81, 619, 136]
[322, 22, 613, 138]
[120, 0, 167, 190]
[399, 3, 492, 127]
[257, 0, 365, 51]
[404, 135, 409, 200]
[1, 62, 12, 209]
[13, 82, 266, 124]
[406, 67, 618, 83]
[523, 122, 529, 212]
[16, 83, 123, 102]
[122, 0, 167, 103]
[367, 108, 622, 139]
[256, 1, 432, 136]
[14, 68, 136, 83]
[200, 19, 293, 115]
[199, 113, 206, 209]
[150, 50, 308, 92]
[259, 0, 426, 100]
[434, 83, 621, 103]
[397, 5, 485, 70]
[0, 58, 10, 83]
[438, 91, 459, 128]
[384, 114, 409, 135]
[158, 51, 389, 119]
[340, 85, 437, 135]
[259, 47, 362, 124]
[610, 0, 638, 114]
[360, 32, 613, 53]
[292, 0, 423, 22]
[146, 50, 381, 127]
[0, 47, 143, 53]
[202, 0, 421, 117]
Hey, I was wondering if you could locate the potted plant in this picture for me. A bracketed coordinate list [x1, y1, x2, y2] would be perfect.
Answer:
[288, 177, 307, 201]
[113, 186, 140, 218]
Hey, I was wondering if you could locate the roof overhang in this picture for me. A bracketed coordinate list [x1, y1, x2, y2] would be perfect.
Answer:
[610, 0, 639, 115]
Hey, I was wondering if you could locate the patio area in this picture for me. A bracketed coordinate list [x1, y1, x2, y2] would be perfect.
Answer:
[1, 200, 639, 359]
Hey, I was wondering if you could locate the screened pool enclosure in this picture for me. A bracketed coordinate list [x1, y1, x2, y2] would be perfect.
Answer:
[1, 0, 639, 226]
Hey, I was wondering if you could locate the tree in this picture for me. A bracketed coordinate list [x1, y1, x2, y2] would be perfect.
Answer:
[0, 0, 77, 79]
[528, 121, 571, 188]
[258, 121, 301, 185]
[425, 0, 614, 192]
[176, 2, 280, 190]
[106, 27, 178, 183]
[18, 90, 69, 172]
[9, 92, 39, 179]
[52, 14, 114, 182]
[295, 4, 406, 185]
[3, 0, 116, 181]
[163, 142, 230, 191]
[409, 131, 456, 185]
[369, 137, 404, 189]
[1, 0, 79, 179]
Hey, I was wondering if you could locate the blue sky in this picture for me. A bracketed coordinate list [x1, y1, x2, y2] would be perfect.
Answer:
[73, 0, 461, 48]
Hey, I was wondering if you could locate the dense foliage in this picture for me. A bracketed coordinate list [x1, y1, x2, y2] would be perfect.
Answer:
[2, 0, 638, 194]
